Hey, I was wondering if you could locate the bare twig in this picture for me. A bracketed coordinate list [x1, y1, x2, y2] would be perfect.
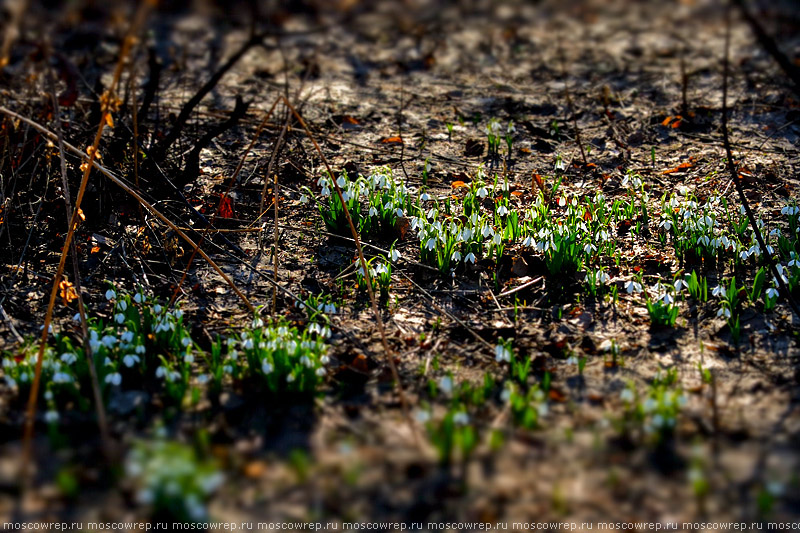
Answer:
[558, 46, 588, 167]
[279, 96, 417, 441]
[721, 3, 800, 321]
[397, 270, 494, 353]
[732, 0, 800, 97]
[48, 69, 111, 459]
[18, 0, 155, 487]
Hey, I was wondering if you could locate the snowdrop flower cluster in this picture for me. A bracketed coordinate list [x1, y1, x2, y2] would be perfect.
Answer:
[227, 320, 331, 393]
[494, 343, 512, 363]
[125, 439, 223, 522]
[659, 193, 738, 261]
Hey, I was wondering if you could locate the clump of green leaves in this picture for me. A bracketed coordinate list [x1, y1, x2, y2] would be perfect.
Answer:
[125, 437, 223, 522]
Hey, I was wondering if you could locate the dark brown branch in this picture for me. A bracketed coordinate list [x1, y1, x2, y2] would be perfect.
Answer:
[721, 3, 800, 321]
[732, 0, 800, 96]
[151, 33, 264, 161]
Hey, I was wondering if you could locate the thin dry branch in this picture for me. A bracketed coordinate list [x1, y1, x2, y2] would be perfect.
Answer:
[278, 96, 417, 441]
[721, 4, 800, 322]
[18, 0, 155, 488]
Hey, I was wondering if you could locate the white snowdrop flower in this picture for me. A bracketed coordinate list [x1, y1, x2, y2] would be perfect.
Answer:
[662, 293, 674, 305]
[390, 248, 401, 262]
[625, 280, 642, 294]
[522, 235, 533, 247]
[451, 250, 462, 262]
[44, 410, 59, 424]
[105, 373, 122, 386]
[555, 159, 567, 171]
[315, 367, 326, 377]
[105, 289, 116, 301]
[415, 410, 431, 424]
[199, 472, 224, 495]
[781, 206, 799, 216]
[341, 190, 351, 202]
[117, 300, 127, 311]
[197, 374, 209, 385]
[659, 219, 672, 231]
[712, 285, 726, 298]
[156, 366, 167, 378]
[396, 208, 404, 218]
[493, 233, 502, 245]
[153, 304, 162, 314]
[500, 386, 512, 403]
[134, 292, 144, 304]
[739, 249, 750, 261]
[286, 374, 295, 383]
[89, 339, 101, 353]
[223, 365, 233, 374]
[168, 371, 181, 382]
[717, 307, 731, 319]
[60, 352, 77, 365]
[558, 197, 566, 207]
[425, 238, 436, 251]
[566, 356, 578, 365]
[537, 403, 549, 418]
[583, 243, 597, 255]
[766, 287, 779, 299]
[494, 344, 512, 363]
[184, 354, 194, 364]
[461, 228, 473, 241]
[252, 317, 264, 328]
[651, 414, 665, 428]
[620, 388, 634, 402]
[643, 398, 657, 413]
[465, 252, 476, 264]
[453, 412, 470, 426]
[52, 372, 72, 384]
[121, 331, 134, 343]
[674, 279, 689, 292]
[261, 361, 273, 375]
[369, 206, 378, 217]
[336, 176, 346, 188]
[320, 355, 331, 365]
[44, 390, 54, 401]
[482, 226, 494, 238]
[420, 193, 431, 202]
[497, 205, 508, 216]
[243, 338, 254, 350]
[321, 185, 331, 197]
[299, 194, 309, 205]
[102, 335, 116, 348]
[115, 313, 125, 324]
[323, 302, 336, 314]
[697, 235, 710, 246]
[477, 186, 488, 199]
[174, 310, 183, 320]
[438, 376, 454, 395]
[766, 481, 785, 497]
[123, 354, 140, 367]
[73, 313, 82, 322]
[180, 337, 191, 348]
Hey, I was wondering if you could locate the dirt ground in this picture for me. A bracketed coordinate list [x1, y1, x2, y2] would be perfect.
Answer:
[1, 0, 799, 526]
